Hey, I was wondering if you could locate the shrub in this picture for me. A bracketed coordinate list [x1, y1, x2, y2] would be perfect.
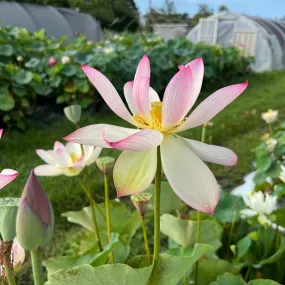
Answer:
[0, 26, 252, 129]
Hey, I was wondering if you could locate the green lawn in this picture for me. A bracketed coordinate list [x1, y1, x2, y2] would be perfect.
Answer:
[1, 70, 285, 281]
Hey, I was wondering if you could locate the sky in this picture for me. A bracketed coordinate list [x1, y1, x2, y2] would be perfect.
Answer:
[135, 0, 285, 19]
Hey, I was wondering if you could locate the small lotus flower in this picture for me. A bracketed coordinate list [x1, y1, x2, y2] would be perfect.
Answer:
[113, 34, 119, 39]
[240, 191, 277, 225]
[64, 56, 248, 214]
[61, 55, 71, 64]
[103, 47, 114, 54]
[64, 105, 81, 124]
[265, 138, 277, 152]
[35, 141, 102, 177]
[48, 56, 57, 67]
[261, 109, 278, 124]
[17, 56, 23, 62]
[279, 165, 285, 183]
[96, 156, 115, 174]
[16, 171, 54, 251]
[86, 40, 93, 45]
[10, 238, 25, 272]
[0, 129, 18, 189]
[131, 193, 152, 217]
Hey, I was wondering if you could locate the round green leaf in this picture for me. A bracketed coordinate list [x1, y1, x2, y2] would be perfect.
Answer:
[62, 64, 76, 77]
[25, 58, 40, 68]
[0, 44, 14, 56]
[14, 70, 33, 84]
[0, 95, 15, 111]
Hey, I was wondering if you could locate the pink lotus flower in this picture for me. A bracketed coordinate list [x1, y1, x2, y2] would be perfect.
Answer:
[11, 238, 25, 271]
[64, 56, 248, 214]
[0, 129, 18, 189]
[48, 56, 57, 67]
[34, 141, 102, 177]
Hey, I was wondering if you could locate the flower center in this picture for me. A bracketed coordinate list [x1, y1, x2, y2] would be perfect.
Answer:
[70, 153, 83, 164]
[133, 101, 184, 132]
[133, 101, 162, 131]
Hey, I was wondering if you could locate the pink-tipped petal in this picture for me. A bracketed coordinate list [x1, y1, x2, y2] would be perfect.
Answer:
[54, 141, 65, 151]
[82, 65, 135, 124]
[182, 138, 238, 166]
[0, 129, 3, 139]
[114, 149, 157, 197]
[103, 126, 163, 152]
[64, 124, 113, 148]
[34, 165, 64, 177]
[133, 77, 152, 122]
[186, 57, 204, 107]
[36, 150, 58, 165]
[134, 55, 150, 80]
[174, 81, 248, 133]
[0, 169, 18, 189]
[55, 149, 73, 167]
[124, 81, 138, 115]
[162, 66, 194, 130]
[161, 135, 220, 214]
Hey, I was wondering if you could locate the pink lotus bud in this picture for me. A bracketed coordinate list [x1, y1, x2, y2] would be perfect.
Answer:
[17, 56, 23, 62]
[16, 170, 54, 251]
[48, 57, 57, 67]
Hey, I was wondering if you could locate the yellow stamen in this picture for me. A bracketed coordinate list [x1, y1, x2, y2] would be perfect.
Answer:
[70, 153, 82, 163]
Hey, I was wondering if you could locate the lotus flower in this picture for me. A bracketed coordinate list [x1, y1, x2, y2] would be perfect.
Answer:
[64, 56, 248, 214]
[261, 109, 278, 124]
[0, 129, 18, 189]
[240, 191, 277, 225]
[34, 141, 102, 177]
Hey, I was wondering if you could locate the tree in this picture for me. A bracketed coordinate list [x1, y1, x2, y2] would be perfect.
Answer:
[218, 5, 229, 12]
[145, 0, 191, 29]
[192, 4, 214, 25]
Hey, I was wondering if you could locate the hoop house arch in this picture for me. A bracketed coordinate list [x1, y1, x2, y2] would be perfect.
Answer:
[187, 11, 285, 72]
[0, 1, 103, 42]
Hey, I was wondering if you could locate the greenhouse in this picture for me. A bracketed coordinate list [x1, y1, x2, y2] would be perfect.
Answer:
[187, 11, 285, 72]
[0, 1, 103, 41]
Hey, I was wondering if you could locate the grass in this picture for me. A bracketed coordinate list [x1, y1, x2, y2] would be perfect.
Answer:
[1, 70, 285, 283]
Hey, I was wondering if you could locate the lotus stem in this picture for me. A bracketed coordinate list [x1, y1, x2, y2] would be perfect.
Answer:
[30, 248, 44, 285]
[84, 166, 103, 252]
[226, 203, 237, 259]
[140, 215, 151, 265]
[104, 173, 114, 263]
[2, 241, 16, 285]
[152, 146, 162, 284]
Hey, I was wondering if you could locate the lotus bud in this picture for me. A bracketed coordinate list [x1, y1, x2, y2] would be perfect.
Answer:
[131, 193, 152, 217]
[48, 56, 57, 67]
[17, 56, 23, 62]
[64, 105, 82, 125]
[96, 156, 115, 174]
[16, 170, 54, 251]
[0, 198, 19, 242]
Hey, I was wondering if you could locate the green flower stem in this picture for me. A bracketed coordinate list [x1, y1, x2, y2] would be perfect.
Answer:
[183, 273, 188, 285]
[152, 146, 162, 284]
[226, 203, 237, 259]
[3, 242, 16, 285]
[269, 123, 273, 136]
[140, 215, 151, 265]
[195, 123, 208, 284]
[85, 166, 103, 252]
[30, 248, 44, 285]
[104, 173, 114, 263]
